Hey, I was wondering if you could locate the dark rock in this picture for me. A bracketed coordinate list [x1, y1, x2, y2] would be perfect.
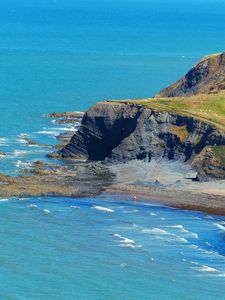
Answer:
[157, 52, 225, 97]
[0, 161, 114, 199]
[0, 152, 6, 157]
[57, 101, 225, 178]
[45, 111, 84, 119]
[193, 146, 225, 181]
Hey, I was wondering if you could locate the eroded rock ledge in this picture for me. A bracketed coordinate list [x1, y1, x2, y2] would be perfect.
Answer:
[0, 160, 113, 199]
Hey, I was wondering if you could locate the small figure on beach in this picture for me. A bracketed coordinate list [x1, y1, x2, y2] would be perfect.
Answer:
[133, 196, 137, 202]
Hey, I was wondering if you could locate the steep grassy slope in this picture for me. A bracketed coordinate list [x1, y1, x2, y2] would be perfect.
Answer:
[122, 91, 225, 132]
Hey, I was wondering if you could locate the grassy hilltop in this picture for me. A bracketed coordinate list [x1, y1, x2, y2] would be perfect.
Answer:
[126, 91, 225, 132]
[125, 93, 225, 175]
[116, 52, 225, 179]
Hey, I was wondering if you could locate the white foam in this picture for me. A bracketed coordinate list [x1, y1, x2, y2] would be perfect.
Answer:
[93, 206, 114, 213]
[190, 232, 199, 239]
[167, 225, 198, 239]
[113, 234, 135, 244]
[149, 212, 157, 216]
[123, 209, 139, 214]
[190, 261, 199, 266]
[51, 126, 78, 132]
[118, 243, 142, 249]
[37, 130, 57, 135]
[43, 209, 50, 215]
[205, 241, 212, 247]
[0, 138, 8, 142]
[214, 223, 225, 231]
[16, 160, 32, 168]
[190, 244, 199, 250]
[168, 225, 184, 230]
[142, 228, 169, 235]
[27, 144, 40, 148]
[18, 133, 29, 138]
[28, 204, 38, 209]
[175, 236, 188, 243]
[11, 150, 29, 157]
[142, 228, 188, 243]
[16, 138, 27, 144]
[200, 265, 218, 273]
[119, 243, 136, 248]
[119, 263, 128, 267]
[0, 138, 9, 146]
[189, 244, 225, 261]
[70, 205, 80, 209]
[0, 199, 9, 202]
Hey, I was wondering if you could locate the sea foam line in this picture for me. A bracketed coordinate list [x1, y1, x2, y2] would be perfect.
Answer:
[93, 206, 115, 213]
[0, 199, 9, 202]
[142, 228, 188, 243]
[167, 224, 199, 239]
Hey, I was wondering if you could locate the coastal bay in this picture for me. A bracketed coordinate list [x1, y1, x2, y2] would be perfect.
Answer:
[0, 0, 225, 298]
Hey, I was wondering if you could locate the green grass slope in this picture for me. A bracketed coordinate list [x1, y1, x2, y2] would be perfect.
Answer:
[120, 91, 225, 132]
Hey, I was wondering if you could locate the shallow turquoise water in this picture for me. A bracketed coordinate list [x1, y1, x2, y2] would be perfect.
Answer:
[0, 197, 225, 299]
[0, 0, 225, 298]
[0, 0, 225, 137]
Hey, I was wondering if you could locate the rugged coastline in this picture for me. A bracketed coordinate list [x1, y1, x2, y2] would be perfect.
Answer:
[56, 100, 225, 181]
[0, 52, 225, 216]
[0, 108, 224, 216]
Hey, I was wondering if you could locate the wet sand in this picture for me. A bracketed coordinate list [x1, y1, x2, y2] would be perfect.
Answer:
[105, 160, 225, 216]
[103, 184, 225, 216]
[0, 149, 224, 216]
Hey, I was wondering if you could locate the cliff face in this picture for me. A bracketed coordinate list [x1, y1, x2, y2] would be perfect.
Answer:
[59, 102, 225, 178]
[157, 52, 225, 97]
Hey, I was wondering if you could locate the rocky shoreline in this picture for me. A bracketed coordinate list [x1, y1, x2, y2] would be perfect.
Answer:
[1, 154, 225, 216]
[1, 49, 225, 216]
[54, 101, 225, 181]
[0, 160, 114, 199]
[0, 108, 224, 216]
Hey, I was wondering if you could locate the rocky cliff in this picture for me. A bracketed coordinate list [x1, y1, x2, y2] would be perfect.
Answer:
[56, 51, 225, 180]
[157, 52, 225, 97]
[59, 101, 225, 179]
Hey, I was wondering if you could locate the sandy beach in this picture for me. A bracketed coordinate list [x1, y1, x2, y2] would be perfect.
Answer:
[104, 160, 225, 216]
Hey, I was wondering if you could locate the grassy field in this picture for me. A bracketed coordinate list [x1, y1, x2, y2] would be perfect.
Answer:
[213, 146, 225, 164]
[120, 91, 225, 132]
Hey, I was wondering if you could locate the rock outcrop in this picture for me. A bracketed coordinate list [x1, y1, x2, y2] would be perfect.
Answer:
[58, 102, 225, 179]
[157, 52, 225, 97]
[192, 146, 225, 181]
[54, 51, 225, 181]
[0, 160, 113, 198]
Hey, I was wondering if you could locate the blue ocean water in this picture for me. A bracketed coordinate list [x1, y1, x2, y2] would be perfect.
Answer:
[0, 0, 225, 298]
[1, 197, 225, 299]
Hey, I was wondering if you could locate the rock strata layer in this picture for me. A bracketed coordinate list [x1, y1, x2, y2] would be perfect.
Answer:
[58, 101, 225, 180]
[157, 52, 225, 97]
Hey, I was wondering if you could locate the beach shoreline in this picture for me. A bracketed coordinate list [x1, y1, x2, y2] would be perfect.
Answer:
[102, 184, 225, 216]
[0, 157, 225, 216]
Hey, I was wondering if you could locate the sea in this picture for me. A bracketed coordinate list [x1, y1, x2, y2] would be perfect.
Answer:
[0, 0, 225, 299]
